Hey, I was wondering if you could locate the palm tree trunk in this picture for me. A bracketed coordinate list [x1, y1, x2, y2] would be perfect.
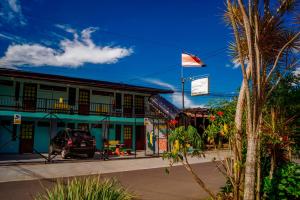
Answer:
[243, 132, 258, 200]
[234, 64, 251, 200]
[256, 138, 261, 200]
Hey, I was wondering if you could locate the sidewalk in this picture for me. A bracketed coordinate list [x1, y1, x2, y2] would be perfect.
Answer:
[0, 150, 230, 183]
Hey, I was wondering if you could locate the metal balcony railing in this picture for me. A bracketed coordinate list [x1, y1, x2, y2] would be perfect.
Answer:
[0, 95, 148, 118]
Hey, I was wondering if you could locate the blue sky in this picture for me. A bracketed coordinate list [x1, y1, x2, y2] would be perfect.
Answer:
[0, 0, 242, 108]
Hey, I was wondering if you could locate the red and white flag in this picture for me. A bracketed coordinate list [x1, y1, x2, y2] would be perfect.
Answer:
[181, 53, 205, 67]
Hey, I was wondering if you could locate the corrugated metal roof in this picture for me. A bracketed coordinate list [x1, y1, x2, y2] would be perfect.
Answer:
[0, 68, 173, 94]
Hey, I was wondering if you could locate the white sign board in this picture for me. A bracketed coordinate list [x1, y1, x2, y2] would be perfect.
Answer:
[13, 114, 21, 124]
[191, 77, 209, 96]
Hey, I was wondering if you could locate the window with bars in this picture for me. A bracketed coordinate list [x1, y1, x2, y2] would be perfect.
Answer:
[135, 95, 145, 114]
[21, 123, 34, 139]
[124, 94, 133, 108]
[78, 123, 89, 131]
[79, 90, 90, 104]
[24, 84, 37, 99]
[124, 126, 132, 140]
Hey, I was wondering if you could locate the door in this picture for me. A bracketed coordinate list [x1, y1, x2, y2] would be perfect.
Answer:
[20, 122, 34, 153]
[115, 124, 121, 141]
[78, 89, 90, 115]
[115, 93, 122, 114]
[123, 125, 132, 148]
[136, 125, 145, 150]
[23, 83, 37, 111]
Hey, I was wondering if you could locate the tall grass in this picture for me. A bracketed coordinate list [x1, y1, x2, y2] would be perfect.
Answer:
[35, 176, 134, 200]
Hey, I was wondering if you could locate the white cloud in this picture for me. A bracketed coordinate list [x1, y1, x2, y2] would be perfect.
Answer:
[0, 32, 25, 42]
[0, 0, 26, 26]
[0, 27, 133, 68]
[8, 0, 20, 13]
[142, 78, 201, 108]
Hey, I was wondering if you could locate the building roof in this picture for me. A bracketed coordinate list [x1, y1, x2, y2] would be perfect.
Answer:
[183, 107, 209, 118]
[0, 68, 173, 94]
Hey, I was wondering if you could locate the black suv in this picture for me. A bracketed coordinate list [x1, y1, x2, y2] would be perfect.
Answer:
[50, 128, 96, 159]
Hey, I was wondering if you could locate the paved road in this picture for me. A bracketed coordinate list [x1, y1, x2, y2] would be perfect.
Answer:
[0, 150, 230, 183]
[0, 162, 225, 200]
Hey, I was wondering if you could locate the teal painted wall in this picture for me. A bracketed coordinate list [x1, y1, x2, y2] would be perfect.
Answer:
[91, 128, 102, 150]
[34, 124, 50, 153]
[0, 123, 19, 153]
[108, 125, 115, 141]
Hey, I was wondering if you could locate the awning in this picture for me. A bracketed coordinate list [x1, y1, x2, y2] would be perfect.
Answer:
[0, 110, 144, 123]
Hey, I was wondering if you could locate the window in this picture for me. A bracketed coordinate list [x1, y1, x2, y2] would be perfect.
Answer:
[79, 90, 90, 104]
[23, 84, 37, 99]
[0, 80, 13, 86]
[124, 94, 133, 114]
[78, 123, 89, 131]
[68, 88, 76, 106]
[115, 93, 122, 109]
[15, 82, 20, 101]
[124, 126, 132, 140]
[135, 95, 145, 114]
[21, 123, 34, 139]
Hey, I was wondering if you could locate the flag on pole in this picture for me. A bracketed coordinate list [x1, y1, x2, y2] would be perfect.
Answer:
[181, 53, 205, 67]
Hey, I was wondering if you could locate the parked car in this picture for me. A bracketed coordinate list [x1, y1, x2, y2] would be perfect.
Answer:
[50, 128, 96, 159]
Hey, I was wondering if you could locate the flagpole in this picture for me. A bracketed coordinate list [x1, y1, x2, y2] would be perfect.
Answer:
[181, 65, 185, 110]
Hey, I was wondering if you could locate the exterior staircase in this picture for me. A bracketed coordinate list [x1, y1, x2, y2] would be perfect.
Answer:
[148, 95, 180, 120]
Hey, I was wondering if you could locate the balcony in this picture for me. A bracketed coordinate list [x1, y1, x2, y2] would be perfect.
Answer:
[0, 95, 148, 118]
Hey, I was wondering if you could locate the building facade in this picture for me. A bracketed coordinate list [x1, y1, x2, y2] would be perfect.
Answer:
[0, 69, 173, 155]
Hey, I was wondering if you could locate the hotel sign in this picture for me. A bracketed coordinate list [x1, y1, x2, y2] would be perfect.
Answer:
[191, 77, 209, 96]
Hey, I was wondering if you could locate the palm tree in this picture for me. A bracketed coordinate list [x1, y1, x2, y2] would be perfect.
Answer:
[224, 0, 300, 199]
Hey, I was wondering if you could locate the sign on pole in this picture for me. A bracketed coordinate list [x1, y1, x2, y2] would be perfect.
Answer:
[13, 114, 21, 124]
[191, 77, 209, 96]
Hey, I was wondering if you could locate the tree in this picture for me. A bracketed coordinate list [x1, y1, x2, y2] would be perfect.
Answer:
[163, 125, 217, 199]
[225, 0, 300, 199]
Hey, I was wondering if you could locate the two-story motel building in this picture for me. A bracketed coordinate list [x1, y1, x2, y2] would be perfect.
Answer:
[0, 68, 174, 156]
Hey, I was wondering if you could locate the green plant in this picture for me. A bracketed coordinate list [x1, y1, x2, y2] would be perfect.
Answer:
[204, 100, 236, 147]
[35, 176, 134, 200]
[263, 162, 300, 200]
[163, 125, 217, 199]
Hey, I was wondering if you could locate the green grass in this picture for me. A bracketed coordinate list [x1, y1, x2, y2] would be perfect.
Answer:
[35, 176, 134, 200]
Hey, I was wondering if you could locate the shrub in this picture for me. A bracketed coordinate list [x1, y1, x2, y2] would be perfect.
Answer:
[263, 162, 300, 200]
[36, 176, 134, 200]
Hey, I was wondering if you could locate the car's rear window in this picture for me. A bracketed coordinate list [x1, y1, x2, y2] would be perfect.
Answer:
[70, 131, 91, 137]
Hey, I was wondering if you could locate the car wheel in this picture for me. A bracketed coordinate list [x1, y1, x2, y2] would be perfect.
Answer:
[61, 149, 68, 159]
